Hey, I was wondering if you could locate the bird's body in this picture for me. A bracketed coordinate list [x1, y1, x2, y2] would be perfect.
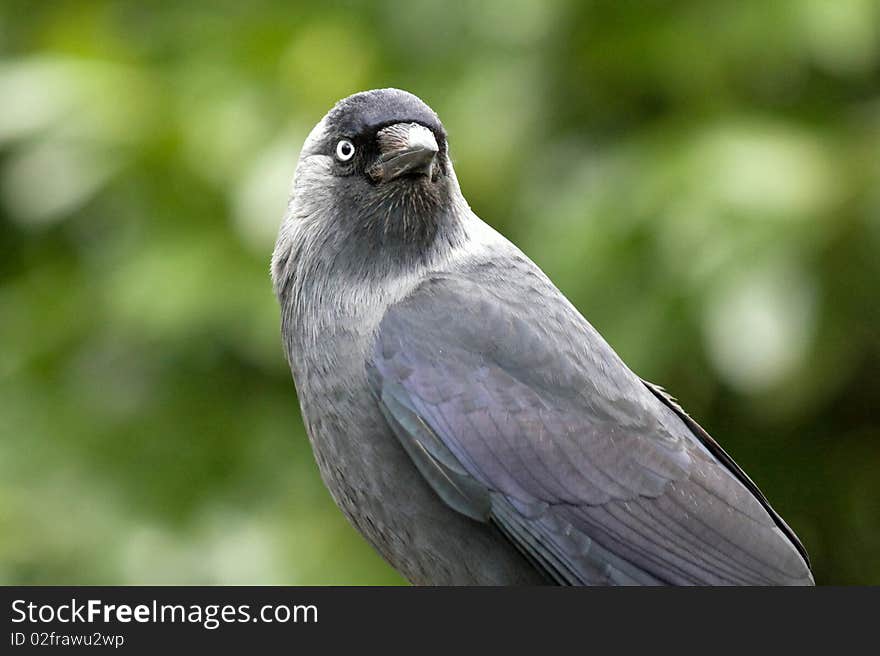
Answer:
[275, 155, 544, 584]
[272, 89, 813, 585]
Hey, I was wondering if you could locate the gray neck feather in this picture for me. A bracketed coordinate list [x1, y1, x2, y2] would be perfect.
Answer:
[271, 157, 479, 366]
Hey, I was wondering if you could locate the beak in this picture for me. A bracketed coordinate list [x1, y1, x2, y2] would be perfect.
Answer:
[370, 123, 439, 182]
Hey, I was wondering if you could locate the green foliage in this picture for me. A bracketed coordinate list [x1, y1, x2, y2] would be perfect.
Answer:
[1, 0, 878, 584]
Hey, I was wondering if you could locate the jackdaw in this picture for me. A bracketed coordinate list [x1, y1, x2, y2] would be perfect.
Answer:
[272, 88, 814, 585]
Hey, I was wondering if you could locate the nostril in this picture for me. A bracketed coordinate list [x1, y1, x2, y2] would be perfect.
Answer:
[376, 122, 438, 157]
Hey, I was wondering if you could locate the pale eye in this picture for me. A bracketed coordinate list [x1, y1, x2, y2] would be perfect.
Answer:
[335, 139, 355, 161]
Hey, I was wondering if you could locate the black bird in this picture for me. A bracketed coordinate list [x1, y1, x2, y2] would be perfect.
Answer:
[271, 88, 814, 585]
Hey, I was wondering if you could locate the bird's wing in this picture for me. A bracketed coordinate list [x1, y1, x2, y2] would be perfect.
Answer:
[367, 273, 813, 585]
[640, 379, 810, 569]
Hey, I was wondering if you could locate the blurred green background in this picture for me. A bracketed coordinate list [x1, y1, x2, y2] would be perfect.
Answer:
[1, 0, 878, 585]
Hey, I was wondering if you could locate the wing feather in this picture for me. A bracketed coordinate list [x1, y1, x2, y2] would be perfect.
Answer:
[368, 273, 813, 585]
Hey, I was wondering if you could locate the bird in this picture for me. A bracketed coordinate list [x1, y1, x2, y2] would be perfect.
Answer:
[271, 88, 814, 585]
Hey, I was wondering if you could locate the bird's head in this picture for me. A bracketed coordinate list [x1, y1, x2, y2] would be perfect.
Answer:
[303, 87, 449, 186]
[284, 89, 465, 266]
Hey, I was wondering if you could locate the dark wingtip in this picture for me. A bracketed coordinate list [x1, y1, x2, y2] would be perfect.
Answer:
[641, 378, 814, 574]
